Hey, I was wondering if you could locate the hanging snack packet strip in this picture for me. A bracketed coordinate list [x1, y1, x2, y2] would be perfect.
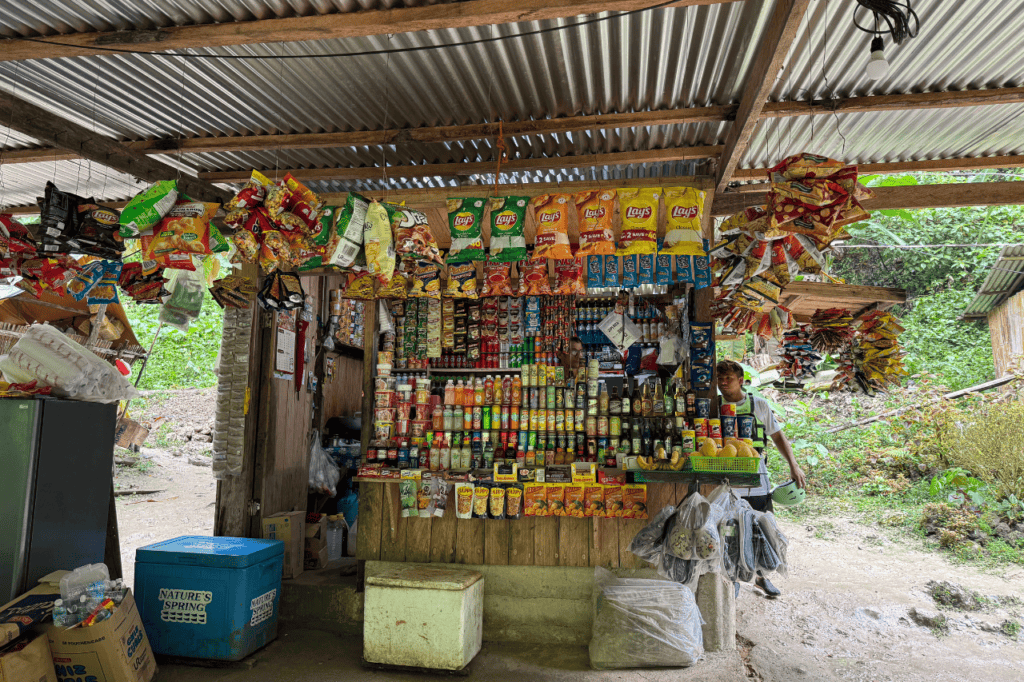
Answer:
[616, 187, 660, 255]
[446, 198, 486, 263]
[329, 193, 370, 268]
[531, 194, 573, 260]
[445, 262, 479, 299]
[489, 196, 529, 262]
[574, 190, 616, 256]
[481, 260, 515, 297]
[661, 186, 706, 255]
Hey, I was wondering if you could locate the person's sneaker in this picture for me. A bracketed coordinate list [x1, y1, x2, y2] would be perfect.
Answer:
[755, 576, 781, 598]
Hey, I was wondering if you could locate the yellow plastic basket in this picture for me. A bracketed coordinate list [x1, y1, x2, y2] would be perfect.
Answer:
[689, 456, 760, 474]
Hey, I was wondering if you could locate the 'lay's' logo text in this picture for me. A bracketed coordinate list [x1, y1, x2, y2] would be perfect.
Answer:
[539, 211, 562, 223]
[624, 206, 653, 220]
[582, 207, 606, 220]
[671, 205, 700, 219]
[494, 212, 518, 226]
[453, 213, 475, 228]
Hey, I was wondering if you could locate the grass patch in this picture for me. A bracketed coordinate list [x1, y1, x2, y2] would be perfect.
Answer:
[1002, 620, 1021, 639]
[152, 422, 179, 449]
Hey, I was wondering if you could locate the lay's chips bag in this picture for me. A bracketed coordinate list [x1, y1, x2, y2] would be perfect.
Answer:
[446, 198, 486, 263]
[574, 190, 616, 256]
[531, 194, 573, 260]
[661, 186, 706, 255]
[616, 187, 660, 255]
[488, 196, 528, 262]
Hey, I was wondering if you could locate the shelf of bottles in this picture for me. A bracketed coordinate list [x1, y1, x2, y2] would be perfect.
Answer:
[574, 296, 672, 369]
[368, 362, 709, 472]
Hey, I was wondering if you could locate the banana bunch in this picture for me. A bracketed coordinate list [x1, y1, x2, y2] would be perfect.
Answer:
[637, 445, 687, 471]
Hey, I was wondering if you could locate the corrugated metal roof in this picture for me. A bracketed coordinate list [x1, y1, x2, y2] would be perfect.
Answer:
[0, 158, 142, 207]
[963, 244, 1024, 318]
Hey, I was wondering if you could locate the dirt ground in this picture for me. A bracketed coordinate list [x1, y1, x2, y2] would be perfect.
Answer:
[117, 388, 1024, 680]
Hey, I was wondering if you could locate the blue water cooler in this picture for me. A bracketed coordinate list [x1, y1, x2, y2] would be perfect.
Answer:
[134, 535, 284, 661]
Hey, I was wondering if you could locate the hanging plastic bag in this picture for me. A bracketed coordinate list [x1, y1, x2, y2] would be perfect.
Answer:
[589, 567, 704, 670]
[628, 504, 677, 565]
[159, 266, 205, 331]
[308, 429, 340, 497]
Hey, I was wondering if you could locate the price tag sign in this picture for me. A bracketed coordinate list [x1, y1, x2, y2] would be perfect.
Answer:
[598, 311, 641, 352]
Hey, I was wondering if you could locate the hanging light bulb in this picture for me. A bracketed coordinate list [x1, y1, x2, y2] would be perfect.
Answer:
[865, 36, 889, 80]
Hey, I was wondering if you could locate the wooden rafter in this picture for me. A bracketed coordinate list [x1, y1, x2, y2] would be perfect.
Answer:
[0, 0, 739, 63]
[196, 146, 723, 184]
[712, 181, 1024, 216]
[0, 93, 232, 204]
[714, 0, 811, 194]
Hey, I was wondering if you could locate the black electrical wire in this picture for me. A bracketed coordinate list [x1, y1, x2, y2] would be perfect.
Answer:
[852, 0, 920, 44]
[1, 0, 680, 61]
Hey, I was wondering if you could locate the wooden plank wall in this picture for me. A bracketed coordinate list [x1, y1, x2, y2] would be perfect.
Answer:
[988, 290, 1024, 378]
[319, 273, 366, 424]
[356, 481, 684, 568]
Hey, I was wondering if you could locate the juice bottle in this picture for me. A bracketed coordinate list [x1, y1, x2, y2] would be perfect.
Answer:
[474, 377, 484, 406]
[484, 375, 494, 404]
[511, 375, 522, 404]
[493, 376, 503, 405]
[502, 375, 512, 404]
[444, 379, 455, 405]
[454, 379, 464, 406]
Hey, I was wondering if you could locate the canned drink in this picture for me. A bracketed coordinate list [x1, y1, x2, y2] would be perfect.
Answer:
[533, 409, 543, 431]
[575, 409, 586, 431]
[709, 418, 722, 445]
[586, 415, 597, 436]
[547, 385, 556, 408]
[721, 416, 737, 439]
[610, 416, 621, 436]
[695, 398, 711, 419]
[482, 406, 491, 430]
[547, 410, 556, 432]
[720, 403, 736, 417]
[555, 409, 565, 431]
[597, 416, 609, 437]
[680, 430, 696, 452]
[737, 415, 755, 439]
[555, 388, 564, 409]
[588, 358, 599, 379]
[564, 409, 573, 432]
[694, 417, 709, 438]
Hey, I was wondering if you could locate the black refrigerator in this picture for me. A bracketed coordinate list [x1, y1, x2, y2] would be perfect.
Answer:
[0, 398, 115, 604]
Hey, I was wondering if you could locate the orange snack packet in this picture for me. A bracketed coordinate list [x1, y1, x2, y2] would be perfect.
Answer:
[546, 483, 566, 517]
[574, 190, 616, 256]
[524, 483, 548, 517]
[584, 485, 605, 518]
[518, 256, 552, 296]
[604, 484, 623, 518]
[621, 485, 648, 520]
[564, 484, 586, 518]
[531, 194, 573, 260]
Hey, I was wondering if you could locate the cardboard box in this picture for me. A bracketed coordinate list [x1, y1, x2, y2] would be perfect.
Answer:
[304, 516, 328, 570]
[262, 512, 305, 579]
[45, 590, 156, 682]
[114, 417, 150, 449]
[0, 632, 57, 682]
[0, 581, 62, 648]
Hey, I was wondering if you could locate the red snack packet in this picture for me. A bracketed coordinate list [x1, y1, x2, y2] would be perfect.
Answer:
[482, 260, 514, 297]
[554, 257, 583, 295]
[518, 256, 552, 296]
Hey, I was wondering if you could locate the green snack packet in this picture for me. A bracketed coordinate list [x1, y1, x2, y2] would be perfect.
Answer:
[120, 180, 178, 237]
[209, 221, 230, 253]
[446, 197, 486, 263]
[298, 206, 339, 271]
[328, 193, 369, 268]
[488, 196, 529, 262]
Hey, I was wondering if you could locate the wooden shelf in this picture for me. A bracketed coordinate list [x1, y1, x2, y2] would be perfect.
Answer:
[428, 367, 522, 374]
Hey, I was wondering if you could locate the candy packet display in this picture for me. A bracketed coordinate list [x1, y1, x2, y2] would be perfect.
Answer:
[616, 187, 660, 255]
[661, 186, 706, 255]
[210, 274, 259, 309]
[329, 192, 370, 268]
[364, 201, 396, 285]
[489, 196, 529, 262]
[120, 179, 178, 237]
[257, 271, 306, 310]
[445, 262, 479, 299]
[531, 194, 573, 260]
[574, 190, 616, 256]
[446, 197, 487, 263]
[119, 261, 169, 303]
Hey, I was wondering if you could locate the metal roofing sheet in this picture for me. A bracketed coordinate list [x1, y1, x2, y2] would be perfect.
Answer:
[964, 244, 1024, 318]
[0, 158, 141, 208]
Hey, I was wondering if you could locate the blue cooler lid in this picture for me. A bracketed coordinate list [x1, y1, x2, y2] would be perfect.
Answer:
[136, 536, 284, 569]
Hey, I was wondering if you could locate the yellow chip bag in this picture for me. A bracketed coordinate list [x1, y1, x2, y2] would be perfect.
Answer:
[661, 186, 706, 255]
[445, 262, 479, 299]
[363, 201, 396, 285]
[616, 188, 660, 255]
[410, 262, 442, 299]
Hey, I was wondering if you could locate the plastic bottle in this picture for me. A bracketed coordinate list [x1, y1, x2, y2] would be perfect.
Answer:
[474, 378, 484, 406]
[445, 379, 455, 405]
[440, 437, 452, 469]
[493, 376, 503, 406]
[454, 379, 464, 406]
[484, 375, 494, 404]
[53, 599, 68, 628]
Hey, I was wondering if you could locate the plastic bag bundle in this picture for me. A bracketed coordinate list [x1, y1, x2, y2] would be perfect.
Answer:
[212, 305, 253, 480]
[308, 429, 340, 497]
[628, 505, 677, 564]
[159, 267, 205, 331]
[753, 512, 789, 578]
[589, 567, 703, 670]
[0, 323, 139, 403]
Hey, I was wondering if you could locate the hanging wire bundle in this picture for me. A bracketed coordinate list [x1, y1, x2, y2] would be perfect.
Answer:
[853, 0, 920, 44]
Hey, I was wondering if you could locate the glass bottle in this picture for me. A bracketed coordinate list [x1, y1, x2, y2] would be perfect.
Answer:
[609, 385, 621, 416]
[641, 381, 653, 417]
[597, 381, 609, 415]
[653, 378, 665, 417]
[664, 379, 675, 418]
[621, 379, 632, 417]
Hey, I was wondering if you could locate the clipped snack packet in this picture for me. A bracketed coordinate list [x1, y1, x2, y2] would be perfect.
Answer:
[489, 485, 507, 520]
[377, 263, 410, 299]
[638, 253, 655, 285]
[505, 484, 524, 520]
[603, 255, 619, 287]
[120, 180, 178, 237]
[656, 253, 674, 285]
[391, 204, 443, 265]
[489, 196, 529, 262]
[518, 255, 552, 296]
[445, 262, 479, 299]
[340, 271, 376, 300]
[225, 170, 272, 212]
[455, 483, 475, 519]
[473, 483, 491, 519]
[329, 192, 370, 268]
[141, 199, 219, 270]
[620, 254, 638, 288]
[554, 257, 584, 295]
[281, 173, 325, 231]
[574, 190, 616, 256]
[524, 483, 547, 517]
[616, 187, 660, 255]
[446, 197, 486, 263]
[364, 201, 396, 285]
[531, 194, 573, 260]
[297, 206, 339, 271]
[482, 260, 515, 297]
[661, 186, 706, 255]
[410, 262, 442, 299]
[586, 256, 603, 289]
[546, 483, 566, 517]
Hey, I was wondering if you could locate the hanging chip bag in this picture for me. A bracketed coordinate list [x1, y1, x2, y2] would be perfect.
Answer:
[662, 186, 706, 255]
[119, 180, 178, 237]
[482, 260, 515, 297]
[488, 196, 529, 263]
[446, 198, 486, 263]
[445, 262, 479, 299]
[329, 192, 370, 268]
[554, 256, 584, 295]
[616, 187, 660, 255]
[410, 262, 442, 299]
[531, 194, 573, 260]
[518, 256, 552, 296]
[141, 199, 219, 270]
[574, 190, 616, 256]
[363, 201, 396, 285]
[390, 205, 443, 265]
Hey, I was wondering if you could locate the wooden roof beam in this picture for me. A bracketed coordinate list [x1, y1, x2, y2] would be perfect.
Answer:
[0, 0, 740, 63]
[714, 0, 811, 194]
[0, 92, 232, 204]
[713, 181, 1024, 216]
[196, 146, 723, 184]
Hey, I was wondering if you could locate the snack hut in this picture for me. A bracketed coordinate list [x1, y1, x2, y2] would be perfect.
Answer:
[0, 0, 1022, 672]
